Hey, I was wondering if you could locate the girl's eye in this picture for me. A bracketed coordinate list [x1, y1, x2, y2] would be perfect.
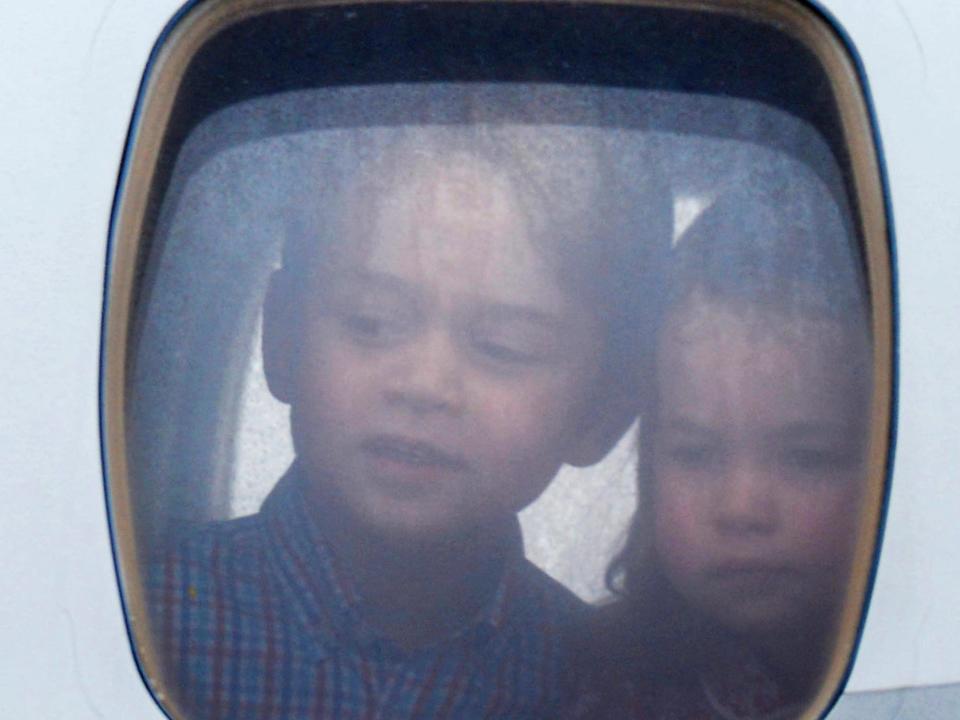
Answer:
[667, 444, 717, 468]
[783, 447, 854, 473]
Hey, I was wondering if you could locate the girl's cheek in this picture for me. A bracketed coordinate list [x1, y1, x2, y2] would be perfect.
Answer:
[654, 488, 710, 575]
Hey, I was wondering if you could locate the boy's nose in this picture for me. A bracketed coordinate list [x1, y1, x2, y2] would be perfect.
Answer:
[384, 327, 465, 415]
[715, 460, 779, 535]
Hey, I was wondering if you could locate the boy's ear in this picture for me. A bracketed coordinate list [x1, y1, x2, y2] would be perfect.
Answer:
[563, 378, 640, 468]
[262, 269, 298, 405]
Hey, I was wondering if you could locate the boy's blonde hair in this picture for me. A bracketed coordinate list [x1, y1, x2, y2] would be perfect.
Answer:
[279, 124, 673, 428]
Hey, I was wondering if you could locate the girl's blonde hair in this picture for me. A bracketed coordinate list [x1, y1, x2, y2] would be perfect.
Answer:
[602, 182, 870, 678]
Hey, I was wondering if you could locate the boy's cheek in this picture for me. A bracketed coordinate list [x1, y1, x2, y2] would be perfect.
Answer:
[473, 374, 580, 433]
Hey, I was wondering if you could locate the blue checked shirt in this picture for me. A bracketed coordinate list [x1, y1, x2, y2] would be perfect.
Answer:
[147, 468, 585, 719]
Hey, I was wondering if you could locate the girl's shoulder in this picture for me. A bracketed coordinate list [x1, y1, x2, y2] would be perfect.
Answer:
[651, 643, 799, 720]
[563, 605, 798, 720]
[693, 643, 799, 720]
[560, 601, 667, 720]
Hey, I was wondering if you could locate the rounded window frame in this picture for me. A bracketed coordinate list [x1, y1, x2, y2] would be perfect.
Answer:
[103, 1, 894, 718]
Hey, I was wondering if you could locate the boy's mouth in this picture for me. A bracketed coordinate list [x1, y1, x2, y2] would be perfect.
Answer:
[360, 435, 469, 471]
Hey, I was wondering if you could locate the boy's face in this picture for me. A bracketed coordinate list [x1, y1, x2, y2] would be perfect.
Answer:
[651, 298, 869, 640]
[282, 155, 603, 539]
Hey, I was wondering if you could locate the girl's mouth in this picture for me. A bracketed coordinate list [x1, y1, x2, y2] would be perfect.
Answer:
[706, 563, 799, 593]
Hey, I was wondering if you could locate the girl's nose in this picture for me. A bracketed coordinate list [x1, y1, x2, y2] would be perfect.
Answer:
[384, 326, 466, 416]
[715, 459, 779, 535]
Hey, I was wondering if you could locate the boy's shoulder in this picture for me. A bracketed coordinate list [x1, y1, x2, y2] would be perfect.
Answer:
[147, 470, 306, 604]
[143, 479, 589, 717]
[146, 483, 589, 631]
[146, 506, 589, 644]
[146, 470, 588, 632]
[145, 470, 325, 636]
[147, 512, 268, 614]
[144, 510, 308, 675]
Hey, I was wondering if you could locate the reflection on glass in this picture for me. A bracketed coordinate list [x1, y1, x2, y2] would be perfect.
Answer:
[571, 186, 870, 719]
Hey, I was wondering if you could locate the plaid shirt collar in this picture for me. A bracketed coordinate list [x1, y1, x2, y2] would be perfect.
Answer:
[260, 465, 524, 660]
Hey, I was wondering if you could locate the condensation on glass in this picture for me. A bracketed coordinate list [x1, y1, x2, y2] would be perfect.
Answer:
[103, 1, 892, 718]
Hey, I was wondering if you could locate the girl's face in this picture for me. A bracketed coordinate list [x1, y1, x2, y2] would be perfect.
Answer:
[651, 296, 869, 641]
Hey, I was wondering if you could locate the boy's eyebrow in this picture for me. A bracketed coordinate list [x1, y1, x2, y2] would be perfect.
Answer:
[334, 268, 415, 295]
[333, 268, 568, 328]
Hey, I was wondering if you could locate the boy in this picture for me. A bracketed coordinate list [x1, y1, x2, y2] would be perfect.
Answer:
[148, 125, 670, 719]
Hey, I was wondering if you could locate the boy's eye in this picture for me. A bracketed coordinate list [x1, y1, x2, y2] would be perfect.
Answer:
[469, 325, 555, 368]
[341, 311, 396, 339]
[333, 297, 416, 346]
[468, 309, 564, 369]
[326, 275, 422, 347]
[473, 338, 540, 365]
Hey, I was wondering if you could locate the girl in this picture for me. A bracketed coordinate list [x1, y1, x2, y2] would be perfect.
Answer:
[573, 185, 872, 719]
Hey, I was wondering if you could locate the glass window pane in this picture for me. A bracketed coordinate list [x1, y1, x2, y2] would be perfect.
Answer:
[104, 3, 891, 719]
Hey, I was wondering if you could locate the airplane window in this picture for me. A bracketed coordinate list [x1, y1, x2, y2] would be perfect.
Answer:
[103, 1, 891, 718]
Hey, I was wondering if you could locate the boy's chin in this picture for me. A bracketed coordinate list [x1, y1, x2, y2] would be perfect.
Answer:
[308, 468, 520, 547]
[342, 493, 494, 545]
[363, 512, 463, 542]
